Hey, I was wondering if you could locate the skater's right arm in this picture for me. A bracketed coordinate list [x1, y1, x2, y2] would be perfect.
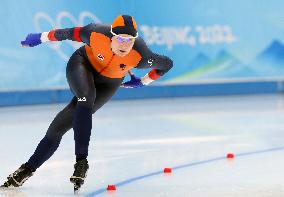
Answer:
[21, 23, 98, 47]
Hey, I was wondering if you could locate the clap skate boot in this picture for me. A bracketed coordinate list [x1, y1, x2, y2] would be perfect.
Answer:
[70, 159, 89, 193]
[1, 163, 34, 188]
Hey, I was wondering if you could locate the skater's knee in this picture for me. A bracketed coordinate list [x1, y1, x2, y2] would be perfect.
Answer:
[46, 118, 71, 141]
[45, 121, 66, 142]
[91, 105, 100, 114]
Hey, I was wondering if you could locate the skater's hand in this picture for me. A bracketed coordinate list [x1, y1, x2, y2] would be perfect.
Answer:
[121, 72, 144, 88]
[21, 33, 42, 47]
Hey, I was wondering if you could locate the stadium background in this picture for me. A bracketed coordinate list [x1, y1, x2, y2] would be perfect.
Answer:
[0, 0, 283, 105]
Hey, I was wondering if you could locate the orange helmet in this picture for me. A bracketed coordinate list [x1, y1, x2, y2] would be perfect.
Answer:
[111, 15, 138, 37]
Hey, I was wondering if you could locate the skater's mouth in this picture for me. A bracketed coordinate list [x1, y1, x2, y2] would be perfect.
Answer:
[119, 50, 126, 53]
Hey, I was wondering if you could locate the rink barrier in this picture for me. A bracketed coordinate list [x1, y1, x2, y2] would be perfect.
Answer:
[0, 80, 283, 106]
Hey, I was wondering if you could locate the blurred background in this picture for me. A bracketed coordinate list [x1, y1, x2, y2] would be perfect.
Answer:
[0, 0, 283, 105]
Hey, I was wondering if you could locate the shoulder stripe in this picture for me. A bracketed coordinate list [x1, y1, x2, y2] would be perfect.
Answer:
[73, 27, 82, 42]
[48, 30, 57, 41]
[148, 69, 160, 80]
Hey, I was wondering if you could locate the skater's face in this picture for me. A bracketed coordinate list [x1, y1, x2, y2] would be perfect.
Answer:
[111, 34, 135, 57]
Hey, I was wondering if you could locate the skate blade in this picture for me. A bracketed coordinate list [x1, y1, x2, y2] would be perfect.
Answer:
[0, 181, 14, 189]
[74, 183, 81, 194]
[0, 185, 14, 191]
[70, 177, 84, 188]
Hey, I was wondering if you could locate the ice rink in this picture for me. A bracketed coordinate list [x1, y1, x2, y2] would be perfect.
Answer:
[1, 94, 284, 197]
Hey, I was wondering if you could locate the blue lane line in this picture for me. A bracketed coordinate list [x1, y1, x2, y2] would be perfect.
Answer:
[85, 146, 284, 197]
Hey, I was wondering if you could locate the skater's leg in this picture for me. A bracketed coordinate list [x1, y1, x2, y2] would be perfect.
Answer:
[69, 77, 122, 192]
[27, 97, 77, 170]
[71, 76, 123, 161]
[66, 51, 96, 161]
[65, 50, 97, 192]
[1, 50, 85, 188]
[1, 97, 78, 188]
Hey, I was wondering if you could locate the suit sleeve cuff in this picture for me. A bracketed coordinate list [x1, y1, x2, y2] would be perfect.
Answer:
[40, 32, 50, 43]
[141, 70, 161, 85]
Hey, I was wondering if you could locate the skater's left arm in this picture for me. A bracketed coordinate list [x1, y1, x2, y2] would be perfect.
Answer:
[121, 37, 173, 88]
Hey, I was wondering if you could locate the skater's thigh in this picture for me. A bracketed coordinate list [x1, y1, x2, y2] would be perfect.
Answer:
[66, 52, 96, 107]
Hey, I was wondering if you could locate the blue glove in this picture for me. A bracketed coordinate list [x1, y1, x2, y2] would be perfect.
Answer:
[21, 33, 42, 47]
[121, 73, 144, 88]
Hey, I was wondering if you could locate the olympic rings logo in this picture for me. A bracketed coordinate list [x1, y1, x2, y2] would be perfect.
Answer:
[34, 11, 102, 61]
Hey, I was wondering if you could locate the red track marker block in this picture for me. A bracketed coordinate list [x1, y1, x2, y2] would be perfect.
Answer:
[164, 168, 172, 173]
[107, 185, 116, 191]
[227, 153, 234, 159]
